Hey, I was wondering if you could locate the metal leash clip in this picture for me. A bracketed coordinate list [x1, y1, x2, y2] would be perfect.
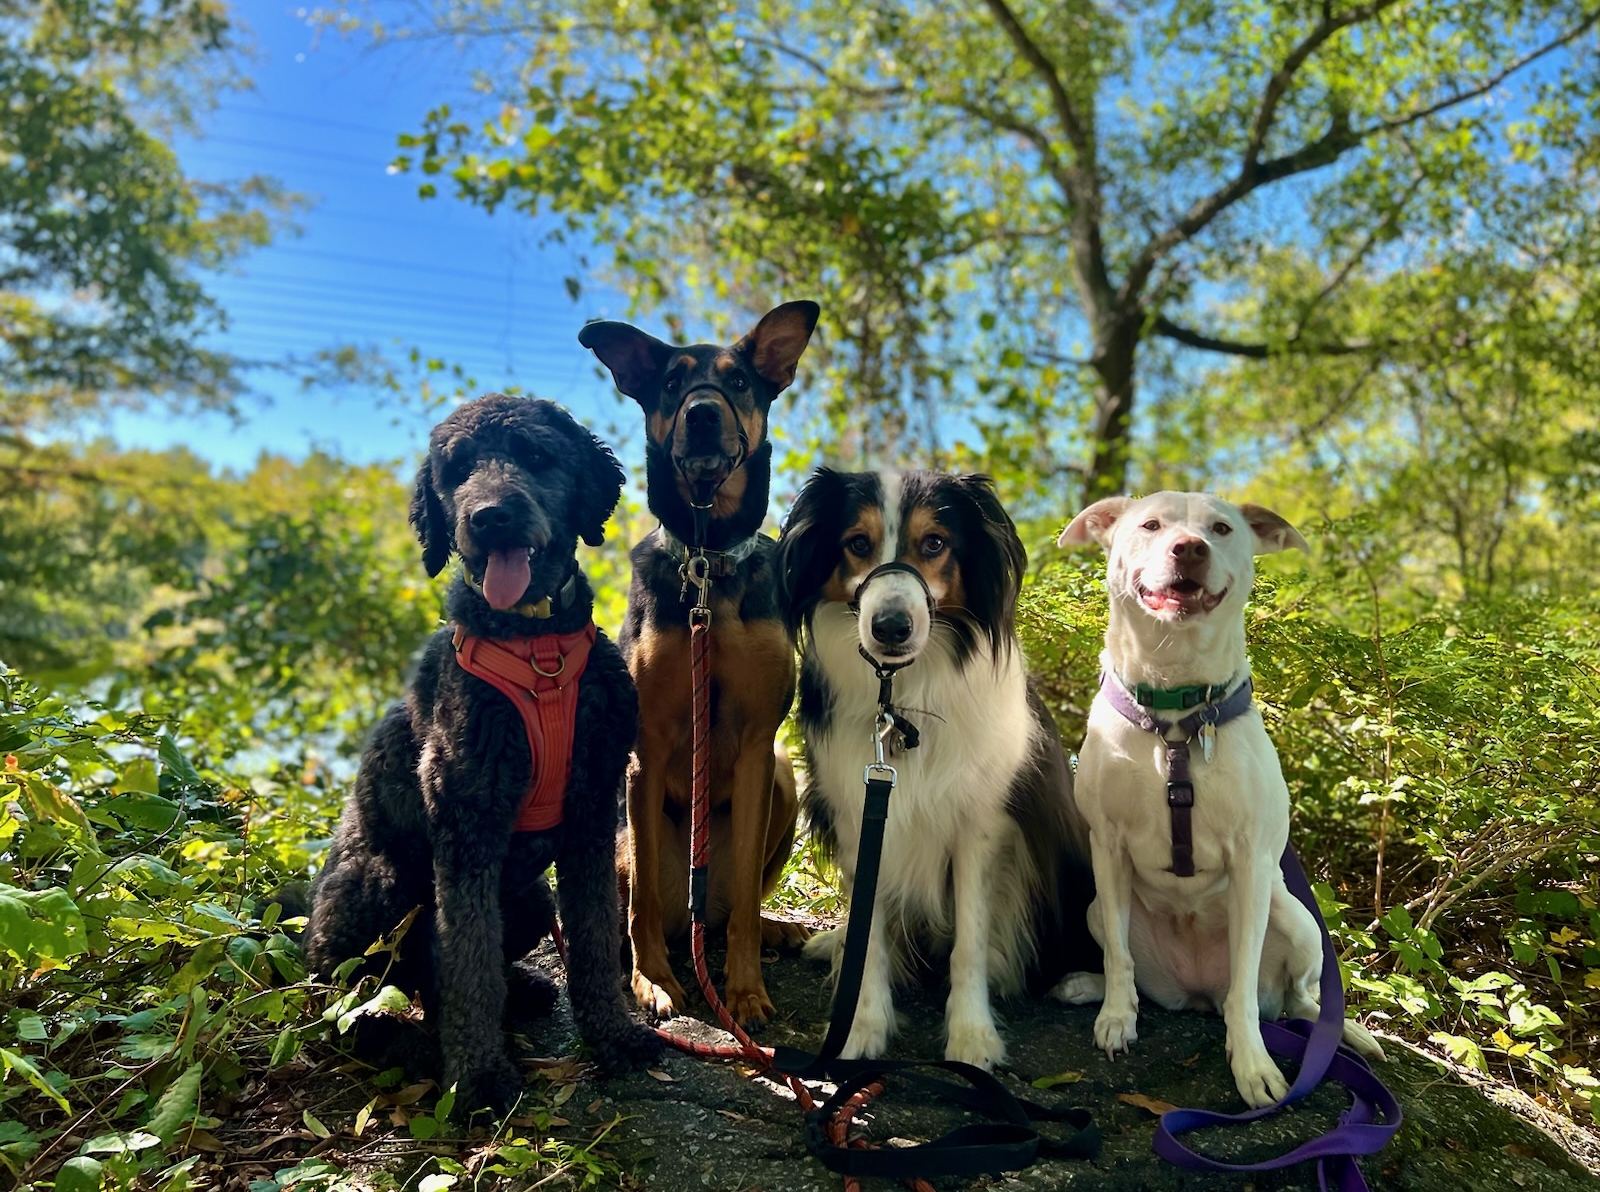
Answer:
[682, 553, 713, 626]
[863, 709, 898, 788]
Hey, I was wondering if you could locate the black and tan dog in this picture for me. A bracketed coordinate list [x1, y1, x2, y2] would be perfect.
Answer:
[578, 301, 818, 1025]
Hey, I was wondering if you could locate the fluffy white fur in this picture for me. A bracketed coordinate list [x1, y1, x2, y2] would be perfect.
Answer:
[800, 477, 1048, 1070]
[1051, 491, 1383, 1108]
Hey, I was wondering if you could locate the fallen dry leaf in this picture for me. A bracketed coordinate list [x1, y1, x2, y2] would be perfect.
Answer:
[585, 1098, 604, 1116]
[646, 1068, 675, 1083]
[1116, 1092, 1178, 1116]
[382, 1081, 434, 1107]
[1030, 1070, 1084, 1090]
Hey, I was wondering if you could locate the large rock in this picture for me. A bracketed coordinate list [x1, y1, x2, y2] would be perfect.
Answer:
[519, 944, 1598, 1191]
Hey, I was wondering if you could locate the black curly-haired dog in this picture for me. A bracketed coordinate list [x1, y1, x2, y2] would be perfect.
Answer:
[305, 394, 658, 1116]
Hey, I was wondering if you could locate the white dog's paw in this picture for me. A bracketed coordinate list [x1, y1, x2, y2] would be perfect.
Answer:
[1230, 1046, 1290, 1108]
[1049, 972, 1106, 1006]
[802, 927, 842, 969]
[1092, 1004, 1138, 1056]
[945, 1016, 1007, 1071]
[839, 1002, 894, 1061]
[1342, 1018, 1386, 1062]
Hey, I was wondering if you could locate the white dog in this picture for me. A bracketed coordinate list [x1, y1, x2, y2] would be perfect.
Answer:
[1052, 491, 1382, 1107]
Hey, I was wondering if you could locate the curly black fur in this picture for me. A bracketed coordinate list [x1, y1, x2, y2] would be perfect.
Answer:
[306, 395, 658, 1118]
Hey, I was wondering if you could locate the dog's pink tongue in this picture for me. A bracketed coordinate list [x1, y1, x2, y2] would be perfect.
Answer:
[481, 549, 531, 610]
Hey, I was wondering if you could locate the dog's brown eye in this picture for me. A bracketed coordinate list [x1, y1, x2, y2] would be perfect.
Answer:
[921, 535, 946, 558]
[729, 374, 748, 391]
[845, 534, 872, 558]
[1141, 519, 1160, 531]
[1213, 521, 1232, 535]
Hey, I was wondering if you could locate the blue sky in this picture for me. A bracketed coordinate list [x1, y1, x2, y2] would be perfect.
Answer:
[104, 7, 629, 471]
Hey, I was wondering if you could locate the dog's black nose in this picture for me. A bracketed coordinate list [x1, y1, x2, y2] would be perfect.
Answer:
[870, 609, 913, 646]
[685, 400, 723, 436]
[469, 504, 515, 532]
[1171, 536, 1209, 559]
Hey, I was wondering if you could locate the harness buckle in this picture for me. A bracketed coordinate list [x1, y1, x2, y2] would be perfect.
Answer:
[1167, 779, 1195, 808]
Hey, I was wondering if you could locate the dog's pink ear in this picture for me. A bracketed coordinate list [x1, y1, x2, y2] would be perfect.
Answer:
[735, 300, 820, 391]
[577, 320, 674, 405]
[1240, 504, 1310, 554]
[1058, 496, 1132, 549]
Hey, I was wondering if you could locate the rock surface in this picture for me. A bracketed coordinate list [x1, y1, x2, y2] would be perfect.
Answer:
[520, 944, 1599, 1191]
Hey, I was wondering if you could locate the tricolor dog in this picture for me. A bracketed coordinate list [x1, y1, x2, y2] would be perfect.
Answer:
[579, 302, 819, 1026]
[777, 470, 1099, 1069]
[1052, 491, 1382, 1107]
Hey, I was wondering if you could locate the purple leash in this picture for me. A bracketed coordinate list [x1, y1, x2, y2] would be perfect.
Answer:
[1099, 674, 1402, 1190]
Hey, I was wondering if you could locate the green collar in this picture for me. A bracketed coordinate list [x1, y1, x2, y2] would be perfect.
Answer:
[1124, 678, 1235, 711]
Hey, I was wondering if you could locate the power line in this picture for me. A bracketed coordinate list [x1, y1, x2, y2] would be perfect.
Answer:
[264, 244, 557, 285]
[215, 274, 577, 320]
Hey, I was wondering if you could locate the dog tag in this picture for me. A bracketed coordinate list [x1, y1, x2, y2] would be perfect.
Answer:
[1200, 722, 1216, 764]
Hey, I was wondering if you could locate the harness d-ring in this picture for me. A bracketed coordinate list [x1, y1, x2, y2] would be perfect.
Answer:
[528, 654, 565, 679]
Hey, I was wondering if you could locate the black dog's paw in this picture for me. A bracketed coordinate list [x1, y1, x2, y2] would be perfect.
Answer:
[454, 1057, 525, 1119]
[589, 1021, 663, 1075]
[505, 961, 560, 1021]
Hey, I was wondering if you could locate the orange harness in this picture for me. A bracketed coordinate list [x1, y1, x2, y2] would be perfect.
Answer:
[451, 622, 596, 832]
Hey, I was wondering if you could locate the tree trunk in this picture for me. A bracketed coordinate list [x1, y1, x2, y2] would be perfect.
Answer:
[1085, 310, 1142, 498]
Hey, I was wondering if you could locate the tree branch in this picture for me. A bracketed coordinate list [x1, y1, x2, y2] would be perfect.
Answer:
[1243, 1, 1402, 167]
[978, 0, 1095, 173]
[1151, 315, 1394, 358]
[977, 0, 1115, 313]
[1120, 11, 1599, 306]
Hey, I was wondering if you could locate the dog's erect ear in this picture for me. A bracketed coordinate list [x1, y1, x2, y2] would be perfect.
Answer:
[734, 300, 820, 392]
[1058, 496, 1133, 549]
[409, 461, 451, 577]
[1240, 503, 1310, 555]
[574, 429, 627, 547]
[577, 320, 675, 405]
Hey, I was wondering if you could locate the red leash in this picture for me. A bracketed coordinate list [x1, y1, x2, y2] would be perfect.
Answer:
[552, 551, 931, 1192]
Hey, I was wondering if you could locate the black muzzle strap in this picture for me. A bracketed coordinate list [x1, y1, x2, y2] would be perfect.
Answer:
[848, 559, 935, 615]
[672, 384, 750, 511]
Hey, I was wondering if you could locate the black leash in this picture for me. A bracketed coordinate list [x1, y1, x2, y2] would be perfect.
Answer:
[768, 649, 1100, 1178]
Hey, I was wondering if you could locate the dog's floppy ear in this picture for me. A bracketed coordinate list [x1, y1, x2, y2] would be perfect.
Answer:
[409, 460, 451, 577]
[775, 467, 842, 638]
[955, 474, 1027, 651]
[577, 320, 674, 405]
[574, 428, 627, 547]
[734, 300, 820, 392]
[1058, 496, 1133, 549]
[1240, 503, 1309, 555]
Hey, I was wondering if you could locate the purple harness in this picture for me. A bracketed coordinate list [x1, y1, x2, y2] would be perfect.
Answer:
[1100, 673, 1402, 1191]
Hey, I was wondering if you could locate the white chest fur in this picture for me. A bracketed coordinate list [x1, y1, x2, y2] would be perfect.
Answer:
[1076, 686, 1291, 916]
[806, 603, 1038, 946]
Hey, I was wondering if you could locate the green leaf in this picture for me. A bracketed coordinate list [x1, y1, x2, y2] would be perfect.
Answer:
[54, 1156, 104, 1192]
[269, 1027, 300, 1070]
[409, 1114, 439, 1140]
[117, 758, 159, 796]
[301, 1109, 331, 1139]
[148, 1062, 202, 1143]
[0, 1047, 70, 1113]
[336, 984, 411, 1034]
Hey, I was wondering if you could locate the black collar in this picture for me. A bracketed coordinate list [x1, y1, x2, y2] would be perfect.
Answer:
[660, 527, 759, 578]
